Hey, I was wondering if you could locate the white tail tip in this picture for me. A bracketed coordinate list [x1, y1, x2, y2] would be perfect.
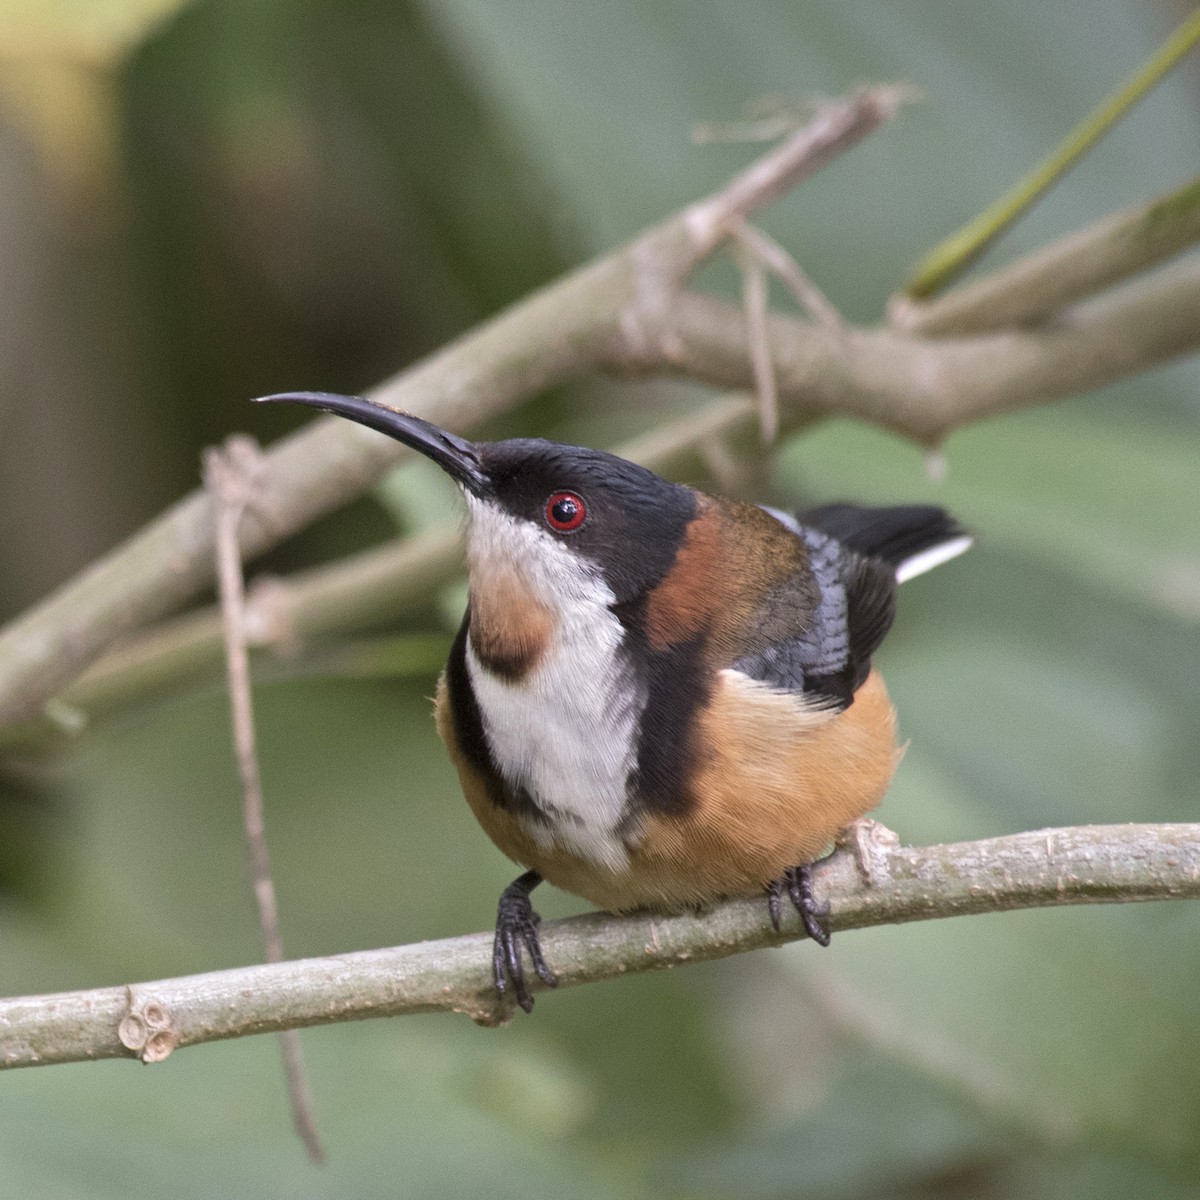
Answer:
[895, 535, 974, 584]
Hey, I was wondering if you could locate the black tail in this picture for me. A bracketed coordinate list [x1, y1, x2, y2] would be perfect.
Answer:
[799, 503, 970, 576]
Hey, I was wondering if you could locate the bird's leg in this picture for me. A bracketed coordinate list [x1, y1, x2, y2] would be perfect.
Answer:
[493, 870, 558, 1013]
[767, 864, 832, 946]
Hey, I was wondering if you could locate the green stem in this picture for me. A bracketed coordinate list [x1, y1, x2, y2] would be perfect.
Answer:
[893, 175, 1200, 334]
[905, 8, 1200, 299]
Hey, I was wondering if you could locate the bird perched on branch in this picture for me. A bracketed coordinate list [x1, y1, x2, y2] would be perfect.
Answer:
[257, 392, 970, 1012]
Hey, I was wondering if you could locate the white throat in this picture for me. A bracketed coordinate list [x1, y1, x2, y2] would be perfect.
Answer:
[463, 498, 643, 870]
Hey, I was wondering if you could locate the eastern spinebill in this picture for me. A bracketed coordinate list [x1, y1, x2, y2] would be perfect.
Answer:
[256, 392, 970, 1012]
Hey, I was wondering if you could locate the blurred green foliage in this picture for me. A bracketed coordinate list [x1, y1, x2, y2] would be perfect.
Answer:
[1, 1, 1198, 1196]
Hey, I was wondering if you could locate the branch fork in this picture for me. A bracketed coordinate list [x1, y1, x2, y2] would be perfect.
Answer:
[1, 87, 1197, 731]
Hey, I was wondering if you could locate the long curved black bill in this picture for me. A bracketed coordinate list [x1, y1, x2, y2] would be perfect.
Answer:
[254, 391, 488, 495]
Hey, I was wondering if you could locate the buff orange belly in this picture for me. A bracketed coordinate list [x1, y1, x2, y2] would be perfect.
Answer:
[436, 669, 899, 914]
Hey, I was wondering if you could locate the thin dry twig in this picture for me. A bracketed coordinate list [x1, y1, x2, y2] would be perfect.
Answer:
[692, 95, 821, 145]
[697, 427, 754, 494]
[728, 213, 847, 441]
[729, 217, 846, 331]
[203, 439, 324, 1165]
[647, 257, 1200, 443]
[735, 239, 779, 441]
[682, 86, 910, 259]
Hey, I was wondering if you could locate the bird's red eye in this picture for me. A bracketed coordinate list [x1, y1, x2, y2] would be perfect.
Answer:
[545, 491, 586, 532]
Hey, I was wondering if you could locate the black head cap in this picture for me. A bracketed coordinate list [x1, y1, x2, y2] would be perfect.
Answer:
[477, 436, 697, 601]
[256, 391, 697, 602]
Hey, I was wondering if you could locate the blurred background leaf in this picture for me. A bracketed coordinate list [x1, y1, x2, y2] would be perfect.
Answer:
[1, 0, 1198, 1196]
[0, 0, 190, 220]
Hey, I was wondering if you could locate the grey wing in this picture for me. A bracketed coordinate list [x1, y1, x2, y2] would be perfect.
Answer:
[733, 527, 896, 710]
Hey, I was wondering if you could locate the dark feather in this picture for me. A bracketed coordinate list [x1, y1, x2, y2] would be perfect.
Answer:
[734, 506, 956, 710]
[799, 503, 965, 570]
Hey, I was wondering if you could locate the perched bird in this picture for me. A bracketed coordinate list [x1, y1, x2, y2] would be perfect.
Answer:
[256, 392, 970, 1011]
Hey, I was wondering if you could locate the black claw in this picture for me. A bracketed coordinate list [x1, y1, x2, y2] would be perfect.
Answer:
[767, 877, 784, 932]
[765, 863, 832, 946]
[493, 871, 558, 1013]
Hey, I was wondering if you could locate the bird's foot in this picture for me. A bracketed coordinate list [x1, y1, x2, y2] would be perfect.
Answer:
[493, 871, 558, 1013]
[767, 863, 831, 946]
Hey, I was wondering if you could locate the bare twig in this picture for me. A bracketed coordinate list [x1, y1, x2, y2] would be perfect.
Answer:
[692, 95, 821, 145]
[682, 86, 910, 260]
[202, 440, 323, 1165]
[729, 213, 849, 440]
[736, 239, 779, 441]
[698, 430, 753, 494]
[729, 217, 846, 330]
[3, 823, 1198, 1070]
[5, 525, 466, 735]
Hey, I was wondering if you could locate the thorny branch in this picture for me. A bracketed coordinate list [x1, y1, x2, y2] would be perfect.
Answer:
[3, 823, 1198, 1070]
[0, 87, 1197, 730]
